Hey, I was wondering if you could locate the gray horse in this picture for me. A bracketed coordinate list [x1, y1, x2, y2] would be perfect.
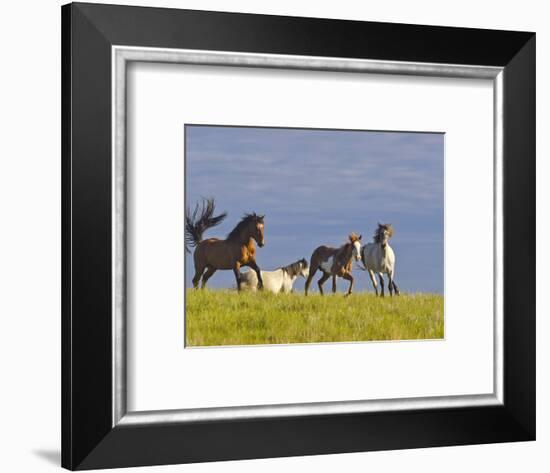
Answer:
[360, 223, 400, 296]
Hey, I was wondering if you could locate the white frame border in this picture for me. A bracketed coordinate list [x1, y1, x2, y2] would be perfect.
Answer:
[112, 46, 504, 426]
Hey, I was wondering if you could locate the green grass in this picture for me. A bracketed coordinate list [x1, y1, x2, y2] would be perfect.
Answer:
[185, 290, 444, 347]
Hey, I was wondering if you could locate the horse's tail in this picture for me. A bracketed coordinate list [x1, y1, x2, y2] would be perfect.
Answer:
[185, 198, 227, 253]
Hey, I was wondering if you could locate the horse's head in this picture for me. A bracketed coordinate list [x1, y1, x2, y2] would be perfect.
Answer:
[249, 213, 265, 247]
[285, 258, 309, 279]
[299, 258, 310, 278]
[348, 233, 362, 261]
[375, 223, 394, 245]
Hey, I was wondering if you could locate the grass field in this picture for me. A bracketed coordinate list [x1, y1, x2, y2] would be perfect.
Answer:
[185, 290, 444, 347]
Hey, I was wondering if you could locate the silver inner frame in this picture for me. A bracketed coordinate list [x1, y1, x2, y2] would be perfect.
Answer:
[112, 46, 504, 427]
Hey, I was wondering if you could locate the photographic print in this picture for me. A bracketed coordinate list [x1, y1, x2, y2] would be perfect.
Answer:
[185, 125, 444, 347]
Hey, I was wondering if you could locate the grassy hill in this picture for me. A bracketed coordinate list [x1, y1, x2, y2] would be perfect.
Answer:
[185, 290, 444, 347]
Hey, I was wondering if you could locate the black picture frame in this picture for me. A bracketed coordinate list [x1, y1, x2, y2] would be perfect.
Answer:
[62, 2, 535, 470]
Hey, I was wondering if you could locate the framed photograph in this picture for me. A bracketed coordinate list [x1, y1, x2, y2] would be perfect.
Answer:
[62, 2, 535, 470]
[183, 125, 444, 347]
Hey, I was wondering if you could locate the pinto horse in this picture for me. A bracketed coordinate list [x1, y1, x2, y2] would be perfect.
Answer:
[304, 233, 362, 296]
[185, 198, 266, 290]
[240, 258, 309, 294]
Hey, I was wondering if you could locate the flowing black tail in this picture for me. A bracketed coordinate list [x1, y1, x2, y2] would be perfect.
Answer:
[185, 198, 227, 253]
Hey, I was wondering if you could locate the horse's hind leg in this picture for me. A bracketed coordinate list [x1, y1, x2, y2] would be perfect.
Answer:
[304, 266, 318, 296]
[368, 270, 378, 296]
[192, 250, 206, 289]
[201, 266, 217, 289]
[392, 280, 400, 295]
[317, 272, 331, 296]
[192, 265, 206, 289]
[342, 272, 354, 296]
[379, 274, 385, 297]
[389, 270, 400, 295]
[332, 275, 337, 294]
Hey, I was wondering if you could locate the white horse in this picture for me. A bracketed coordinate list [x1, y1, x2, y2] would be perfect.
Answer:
[360, 223, 400, 296]
[240, 258, 309, 293]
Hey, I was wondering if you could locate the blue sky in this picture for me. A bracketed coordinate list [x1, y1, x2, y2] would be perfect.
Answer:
[185, 125, 444, 294]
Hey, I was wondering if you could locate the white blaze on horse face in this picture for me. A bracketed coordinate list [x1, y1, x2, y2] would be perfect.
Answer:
[353, 240, 362, 260]
[257, 223, 265, 246]
[320, 256, 333, 273]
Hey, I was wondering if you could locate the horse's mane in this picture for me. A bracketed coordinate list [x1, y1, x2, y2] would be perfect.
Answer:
[282, 258, 308, 277]
[348, 232, 361, 243]
[227, 213, 264, 240]
[373, 223, 394, 243]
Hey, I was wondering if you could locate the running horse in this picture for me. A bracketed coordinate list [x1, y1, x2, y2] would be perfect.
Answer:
[359, 223, 400, 297]
[304, 233, 362, 296]
[185, 198, 266, 290]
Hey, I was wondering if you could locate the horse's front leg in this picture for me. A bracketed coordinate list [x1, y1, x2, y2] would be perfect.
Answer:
[317, 272, 331, 295]
[378, 274, 385, 297]
[332, 275, 337, 294]
[367, 269, 378, 296]
[233, 263, 242, 291]
[247, 260, 264, 290]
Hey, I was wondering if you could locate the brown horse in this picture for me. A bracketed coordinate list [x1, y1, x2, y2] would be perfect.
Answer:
[304, 233, 362, 296]
[185, 198, 265, 290]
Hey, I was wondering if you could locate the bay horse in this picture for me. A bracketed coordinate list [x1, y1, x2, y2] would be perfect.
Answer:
[240, 258, 309, 294]
[359, 223, 400, 296]
[185, 198, 265, 290]
[304, 233, 362, 296]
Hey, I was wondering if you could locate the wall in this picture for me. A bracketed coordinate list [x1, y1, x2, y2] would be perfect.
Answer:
[0, 0, 546, 472]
